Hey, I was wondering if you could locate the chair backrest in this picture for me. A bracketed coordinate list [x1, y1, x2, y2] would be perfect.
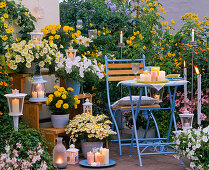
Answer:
[105, 55, 146, 107]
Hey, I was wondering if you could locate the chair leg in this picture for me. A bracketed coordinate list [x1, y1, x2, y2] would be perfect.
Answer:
[150, 112, 161, 138]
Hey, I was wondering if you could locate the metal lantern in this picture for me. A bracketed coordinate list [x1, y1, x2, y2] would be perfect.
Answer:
[30, 31, 43, 44]
[4, 89, 27, 131]
[76, 20, 83, 30]
[179, 109, 194, 130]
[65, 46, 77, 60]
[67, 144, 79, 165]
[148, 87, 164, 103]
[88, 29, 97, 39]
[82, 98, 93, 114]
[29, 76, 48, 102]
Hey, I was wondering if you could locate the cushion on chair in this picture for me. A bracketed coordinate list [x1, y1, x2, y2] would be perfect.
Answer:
[111, 96, 159, 109]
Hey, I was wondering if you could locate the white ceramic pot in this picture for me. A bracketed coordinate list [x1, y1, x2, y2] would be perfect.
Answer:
[51, 114, 69, 128]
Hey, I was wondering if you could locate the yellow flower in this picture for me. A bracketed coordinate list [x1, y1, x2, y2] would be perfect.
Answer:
[56, 102, 61, 108]
[54, 34, 60, 39]
[49, 36, 54, 40]
[90, 23, 93, 27]
[59, 87, 65, 92]
[63, 103, 69, 109]
[69, 27, 74, 31]
[63, 26, 70, 33]
[156, 13, 160, 16]
[56, 24, 61, 29]
[48, 94, 54, 98]
[54, 91, 61, 97]
[160, 7, 164, 11]
[1, 17, 5, 21]
[9, 28, 14, 33]
[62, 94, 67, 100]
[171, 19, 175, 25]
[4, 23, 8, 28]
[138, 15, 141, 19]
[74, 104, 77, 109]
[98, 30, 101, 35]
[143, 46, 146, 50]
[130, 36, 135, 40]
[2, 35, 8, 41]
[58, 100, 63, 104]
[51, 29, 56, 34]
[24, 12, 28, 16]
[166, 26, 171, 30]
[143, 7, 146, 11]
[54, 85, 59, 90]
[67, 87, 74, 92]
[3, 13, 8, 18]
[163, 11, 167, 14]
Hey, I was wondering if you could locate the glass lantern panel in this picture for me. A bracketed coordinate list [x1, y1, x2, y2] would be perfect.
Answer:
[88, 29, 97, 39]
[31, 83, 46, 99]
[8, 98, 23, 114]
[75, 152, 79, 163]
[182, 117, 192, 128]
[76, 20, 83, 29]
[148, 87, 164, 102]
[67, 52, 74, 60]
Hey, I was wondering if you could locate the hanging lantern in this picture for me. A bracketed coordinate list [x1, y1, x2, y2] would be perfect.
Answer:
[30, 31, 43, 44]
[76, 20, 83, 30]
[179, 109, 194, 130]
[53, 137, 67, 168]
[65, 46, 77, 60]
[66, 144, 79, 165]
[29, 76, 48, 102]
[148, 87, 164, 102]
[4, 89, 27, 131]
[82, 98, 92, 114]
[32, 0, 44, 19]
[88, 29, 97, 39]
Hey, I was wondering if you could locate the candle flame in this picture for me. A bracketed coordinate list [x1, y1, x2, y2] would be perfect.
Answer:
[56, 158, 63, 164]
[184, 61, 186, 68]
[120, 31, 122, 34]
[194, 66, 200, 75]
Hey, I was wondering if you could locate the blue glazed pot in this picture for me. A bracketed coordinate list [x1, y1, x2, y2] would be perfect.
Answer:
[65, 79, 81, 96]
[51, 114, 69, 128]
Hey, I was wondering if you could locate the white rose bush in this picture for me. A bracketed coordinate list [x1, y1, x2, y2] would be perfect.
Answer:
[5, 39, 63, 73]
[65, 113, 116, 143]
[174, 126, 209, 170]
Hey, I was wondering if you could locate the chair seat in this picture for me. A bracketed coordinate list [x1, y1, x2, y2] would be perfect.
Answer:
[112, 104, 160, 110]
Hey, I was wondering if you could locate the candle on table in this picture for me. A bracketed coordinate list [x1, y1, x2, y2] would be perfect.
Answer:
[102, 148, 109, 165]
[184, 61, 187, 100]
[145, 73, 151, 81]
[192, 29, 195, 42]
[12, 98, 19, 114]
[56, 157, 64, 165]
[158, 71, 165, 81]
[120, 31, 123, 43]
[151, 71, 157, 81]
[140, 74, 145, 81]
[87, 151, 94, 165]
[143, 70, 150, 75]
[32, 91, 38, 98]
[95, 152, 100, 162]
[97, 154, 105, 166]
[195, 66, 201, 125]
[38, 91, 44, 98]
[33, 38, 40, 44]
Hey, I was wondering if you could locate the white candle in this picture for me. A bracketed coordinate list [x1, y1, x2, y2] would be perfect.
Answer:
[102, 148, 109, 165]
[68, 52, 74, 60]
[184, 61, 187, 100]
[140, 74, 145, 81]
[195, 66, 201, 125]
[184, 122, 190, 127]
[145, 73, 151, 81]
[95, 152, 100, 162]
[33, 39, 40, 44]
[158, 71, 165, 81]
[192, 29, 195, 42]
[38, 91, 44, 98]
[32, 91, 38, 98]
[12, 98, 19, 114]
[120, 31, 123, 43]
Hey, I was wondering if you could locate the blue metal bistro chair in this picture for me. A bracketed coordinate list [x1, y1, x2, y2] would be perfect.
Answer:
[105, 55, 161, 156]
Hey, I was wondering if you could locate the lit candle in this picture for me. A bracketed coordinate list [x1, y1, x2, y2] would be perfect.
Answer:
[95, 152, 100, 162]
[145, 73, 151, 81]
[102, 148, 109, 165]
[184, 61, 187, 100]
[143, 70, 150, 75]
[97, 154, 105, 166]
[68, 52, 74, 60]
[195, 66, 201, 125]
[192, 29, 195, 42]
[38, 91, 44, 98]
[33, 39, 40, 44]
[154, 94, 160, 101]
[12, 98, 19, 114]
[140, 74, 145, 81]
[158, 71, 165, 81]
[56, 157, 64, 165]
[87, 151, 94, 165]
[120, 31, 123, 43]
[151, 67, 160, 76]
[32, 91, 38, 98]
[151, 71, 157, 81]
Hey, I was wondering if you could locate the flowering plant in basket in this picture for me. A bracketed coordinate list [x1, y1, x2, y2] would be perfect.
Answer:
[65, 113, 116, 143]
[173, 126, 209, 169]
[46, 85, 80, 115]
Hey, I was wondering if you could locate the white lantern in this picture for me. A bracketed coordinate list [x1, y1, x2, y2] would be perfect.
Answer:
[4, 89, 27, 131]
[179, 109, 194, 130]
[29, 76, 48, 102]
[67, 144, 79, 165]
[76, 20, 83, 30]
[88, 29, 97, 39]
[82, 98, 92, 114]
[30, 31, 43, 44]
[65, 46, 77, 60]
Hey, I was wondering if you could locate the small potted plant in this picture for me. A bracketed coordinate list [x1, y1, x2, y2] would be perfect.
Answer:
[65, 113, 116, 158]
[46, 85, 80, 128]
[173, 126, 209, 169]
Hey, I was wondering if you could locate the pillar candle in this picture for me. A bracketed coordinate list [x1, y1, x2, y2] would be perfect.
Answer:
[68, 52, 74, 60]
[140, 74, 145, 81]
[145, 73, 151, 81]
[120, 31, 123, 43]
[102, 148, 109, 165]
[197, 73, 201, 125]
[158, 71, 165, 81]
[97, 154, 105, 166]
[12, 98, 19, 114]
[32, 91, 38, 98]
[192, 29, 195, 42]
[95, 152, 100, 162]
[38, 91, 44, 98]
[143, 70, 150, 75]
[87, 152, 94, 165]
[151, 67, 160, 76]
[151, 71, 157, 81]
[184, 61, 187, 100]
[184, 122, 190, 127]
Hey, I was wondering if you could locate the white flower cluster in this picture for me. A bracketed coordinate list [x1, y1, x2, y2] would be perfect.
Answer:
[174, 126, 209, 170]
[0, 142, 47, 170]
[76, 36, 92, 47]
[56, 56, 104, 79]
[5, 40, 63, 70]
[65, 113, 116, 143]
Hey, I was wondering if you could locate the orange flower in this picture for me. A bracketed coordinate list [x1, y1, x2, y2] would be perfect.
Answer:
[0, 112, 3, 115]
[4, 82, 7, 86]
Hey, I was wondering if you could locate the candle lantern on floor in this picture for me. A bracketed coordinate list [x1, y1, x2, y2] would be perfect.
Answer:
[29, 76, 48, 102]
[82, 98, 92, 114]
[66, 144, 79, 165]
[53, 137, 67, 168]
[30, 31, 43, 44]
[148, 87, 164, 103]
[88, 29, 97, 39]
[4, 89, 27, 131]
[76, 20, 83, 30]
[65, 46, 77, 60]
[179, 109, 194, 130]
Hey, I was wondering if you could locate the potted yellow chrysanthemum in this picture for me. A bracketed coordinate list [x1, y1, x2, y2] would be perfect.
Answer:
[46, 85, 80, 128]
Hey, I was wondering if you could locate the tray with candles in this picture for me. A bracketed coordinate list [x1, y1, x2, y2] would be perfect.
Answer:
[136, 79, 169, 84]
[79, 160, 116, 168]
